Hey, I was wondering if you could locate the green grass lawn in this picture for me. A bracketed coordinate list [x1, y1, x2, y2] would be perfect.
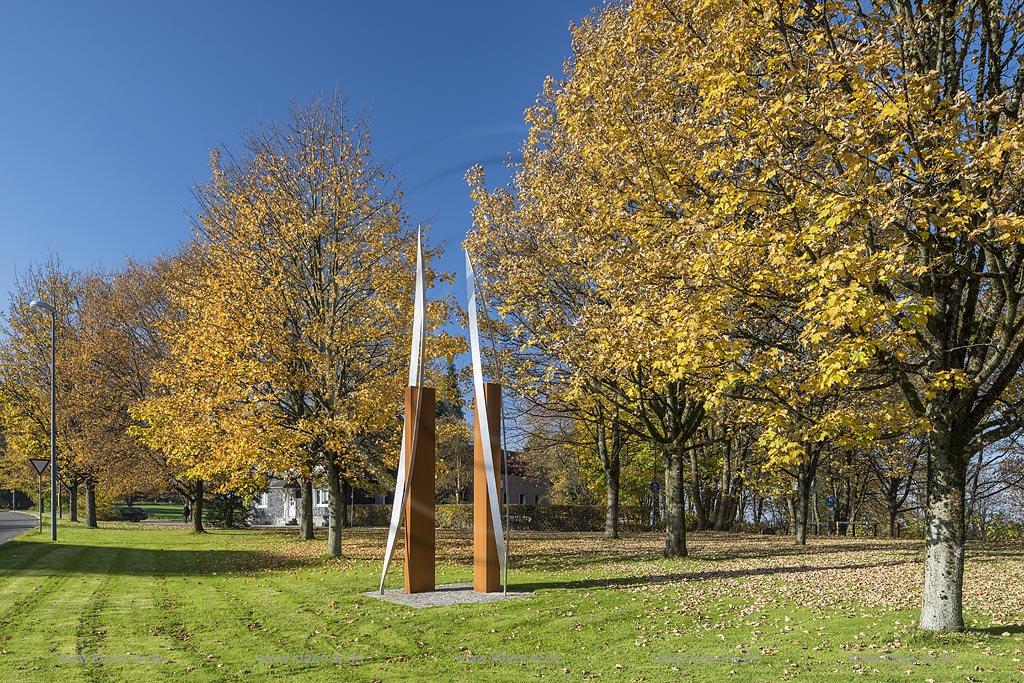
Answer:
[0, 520, 1022, 682]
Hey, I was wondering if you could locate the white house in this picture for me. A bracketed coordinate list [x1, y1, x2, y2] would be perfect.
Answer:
[251, 479, 331, 527]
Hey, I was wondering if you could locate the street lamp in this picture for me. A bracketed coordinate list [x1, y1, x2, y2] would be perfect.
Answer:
[29, 299, 57, 542]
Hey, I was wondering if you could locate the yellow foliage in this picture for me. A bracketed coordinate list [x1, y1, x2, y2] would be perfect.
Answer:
[136, 94, 452, 494]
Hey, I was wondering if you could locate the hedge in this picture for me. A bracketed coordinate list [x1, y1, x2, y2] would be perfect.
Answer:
[347, 503, 664, 532]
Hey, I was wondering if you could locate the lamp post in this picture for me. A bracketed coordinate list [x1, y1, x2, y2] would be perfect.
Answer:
[29, 299, 57, 542]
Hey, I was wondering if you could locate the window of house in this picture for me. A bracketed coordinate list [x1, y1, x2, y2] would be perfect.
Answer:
[519, 494, 526, 505]
[314, 489, 330, 507]
[534, 495, 540, 505]
[256, 492, 269, 509]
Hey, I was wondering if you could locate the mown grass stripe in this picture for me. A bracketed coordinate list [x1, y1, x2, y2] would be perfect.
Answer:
[1, 521, 1021, 682]
[72, 546, 120, 683]
[0, 541, 93, 643]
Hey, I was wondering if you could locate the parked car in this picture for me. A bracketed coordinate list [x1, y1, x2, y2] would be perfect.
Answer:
[117, 506, 148, 522]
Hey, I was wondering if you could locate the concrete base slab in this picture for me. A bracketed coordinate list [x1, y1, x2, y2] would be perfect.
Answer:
[364, 582, 533, 608]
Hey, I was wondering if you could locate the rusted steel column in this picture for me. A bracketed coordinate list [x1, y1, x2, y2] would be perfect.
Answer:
[404, 386, 436, 594]
[474, 382, 502, 593]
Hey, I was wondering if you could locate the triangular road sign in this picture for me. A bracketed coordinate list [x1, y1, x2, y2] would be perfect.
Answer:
[29, 458, 49, 476]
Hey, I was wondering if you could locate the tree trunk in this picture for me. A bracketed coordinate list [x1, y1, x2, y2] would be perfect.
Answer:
[794, 465, 810, 545]
[786, 495, 796, 535]
[886, 481, 900, 537]
[690, 449, 707, 531]
[68, 475, 79, 522]
[595, 412, 620, 539]
[85, 479, 97, 528]
[836, 502, 850, 536]
[664, 441, 687, 557]
[965, 449, 983, 540]
[736, 487, 748, 527]
[793, 491, 808, 544]
[810, 486, 819, 535]
[192, 479, 205, 533]
[919, 421, 968, 632]
[605, 471, 620, 539]
[792, 453, 819, 545]
[453, 459, 460, 504]
[300, 478, 314, 540]
[324, 452, 344, 557]
[713, 442, 732, 531]
[342, 480, 351, 527]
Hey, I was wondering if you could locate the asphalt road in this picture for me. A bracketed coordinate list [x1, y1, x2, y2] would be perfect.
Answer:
[0, 511, 37, 545]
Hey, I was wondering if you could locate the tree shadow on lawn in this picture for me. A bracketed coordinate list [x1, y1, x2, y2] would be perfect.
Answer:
[512, 559, 918, 593]
[965, 544, 1024, 560]
[0, 541, 309, 577]
[683, 535, 922, 560]
[509, 538, 916, 573]
[972, 623, 1024, 635]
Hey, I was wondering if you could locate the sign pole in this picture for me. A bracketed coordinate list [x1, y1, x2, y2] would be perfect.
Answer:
[824, 495, 837, 536]
[28, 458, 51, 535]
[49, 308, 56, 542]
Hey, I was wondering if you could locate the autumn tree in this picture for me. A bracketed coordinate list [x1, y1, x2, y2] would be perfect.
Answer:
[67, 265, 187, 520]
[466, 71, 716, 552]
[0, 423, 35, 509]
[519, 414, 597, 506]
[687, 402, 761, 532]
[547, 0, 1024, 631]
[137, 245, 307, 532]
[0, 259, 103, 523]
[867, 433, 926, 538]
[146, 92, 449, 555]
[1, 257, 195, 527]
[79, 257, 218, 527]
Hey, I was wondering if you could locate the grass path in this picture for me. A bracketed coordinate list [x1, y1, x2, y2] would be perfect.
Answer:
[0, 522, 1021, 682]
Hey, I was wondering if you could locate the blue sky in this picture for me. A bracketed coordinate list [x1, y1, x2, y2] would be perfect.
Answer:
[0, 1, 598, 309]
